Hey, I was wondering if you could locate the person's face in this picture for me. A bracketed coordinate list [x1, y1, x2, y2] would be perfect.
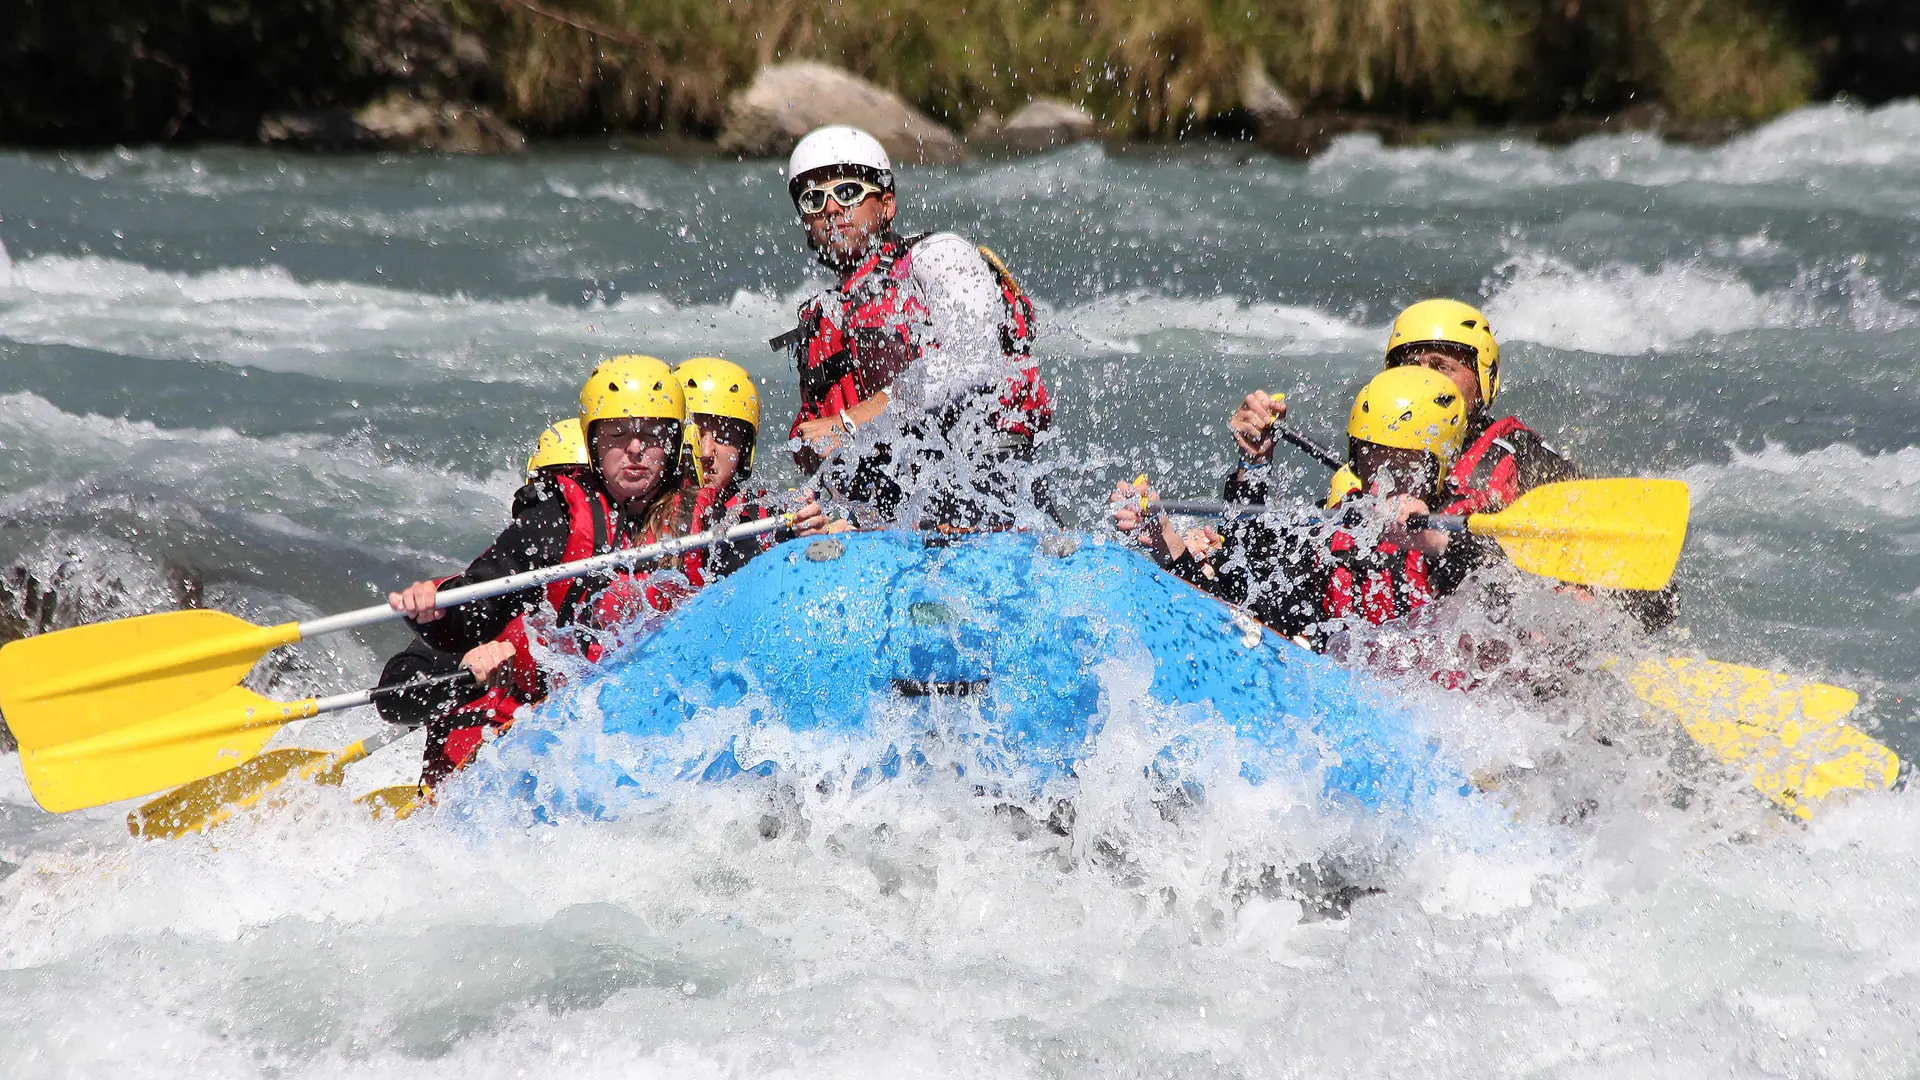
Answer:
[1389, 347, 1482, 413]
[1352, 441, 1438, 498]
[690, 413, 750, 492]
[591, 418, 677, 503]
[800, 182, 896, 264]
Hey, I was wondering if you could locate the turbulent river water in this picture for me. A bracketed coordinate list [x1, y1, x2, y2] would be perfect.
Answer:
[1, 101, 1917, 1077]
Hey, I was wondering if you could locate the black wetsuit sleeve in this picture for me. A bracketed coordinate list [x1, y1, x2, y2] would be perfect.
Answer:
[1222, 464, 1268, 505]
[1510, 429, 1582, 490]
[1423, 536, 1478, 603]
[1210, 515, 1325, 641]
[413, 496, 573, 654]
[1613, 585, 1680, 632]
[1164, 549, 1220, 591]
[374, 639, 480, 727]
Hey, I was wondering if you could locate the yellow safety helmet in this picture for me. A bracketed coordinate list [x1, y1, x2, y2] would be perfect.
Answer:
[673, 357, 761, 485]
[1324, 463, 1362, 509]
[1384, 298, 1500, 405]
[579, 354, 685, 428]
[675, 357, 761, 427]
[1346, 366, 1469, 471]
[525, 417, 590, 477]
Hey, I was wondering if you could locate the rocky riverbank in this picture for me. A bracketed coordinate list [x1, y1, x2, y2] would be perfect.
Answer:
[2, 0, 1916, 157]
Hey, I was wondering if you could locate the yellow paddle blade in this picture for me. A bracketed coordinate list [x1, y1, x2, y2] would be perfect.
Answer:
[356, 784, 429, 822]
[1469, 478, 1689, 591]
[128, 746, 338, 840]
[0, 609, 301, 754]
[128, 729, 388, 840]
[21, 684, 320, 813]
[1629, 657, 1901, 820]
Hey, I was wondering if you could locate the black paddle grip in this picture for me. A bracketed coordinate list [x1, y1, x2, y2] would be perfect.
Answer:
[368, 670, 477, 704]
[1277, 426, 1343, 471]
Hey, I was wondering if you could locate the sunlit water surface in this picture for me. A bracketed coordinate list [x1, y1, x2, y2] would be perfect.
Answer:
[1, 102, 1917, 1077]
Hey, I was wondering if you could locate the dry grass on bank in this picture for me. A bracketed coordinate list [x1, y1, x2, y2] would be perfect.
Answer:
[467, 0, 1813, 135]
[1650, 0, 1814, 121]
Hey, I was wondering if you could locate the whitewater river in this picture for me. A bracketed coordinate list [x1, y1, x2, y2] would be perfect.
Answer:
[1, 102, 1917, 1076]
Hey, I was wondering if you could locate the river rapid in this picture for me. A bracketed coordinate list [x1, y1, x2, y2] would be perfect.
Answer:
[1, 102, 1917, 1077]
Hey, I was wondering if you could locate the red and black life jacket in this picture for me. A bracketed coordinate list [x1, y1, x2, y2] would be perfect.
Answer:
[422, 476, 704, 784]
[1439, 415, 1540, 516]
[781, 233, 1050, 471]
[787, 235, 929, 454]
[976, 245, 1049, 438]
[678, 485, 789, 589]
[1319, 529, 1438, 627]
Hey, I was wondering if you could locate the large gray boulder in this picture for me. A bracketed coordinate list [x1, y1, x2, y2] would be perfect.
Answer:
[260, 93, 525, 153]
[718, 62, 967, 164]
[1240, 55, 1301, 129]
[970, 98, 1099, 153]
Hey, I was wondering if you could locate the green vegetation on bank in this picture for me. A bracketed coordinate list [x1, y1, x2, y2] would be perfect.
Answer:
[478, 0, 1812, 135]
[0, 0, 1910, 146]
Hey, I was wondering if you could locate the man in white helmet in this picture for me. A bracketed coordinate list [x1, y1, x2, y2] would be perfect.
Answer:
[771, 125, 1051, 526]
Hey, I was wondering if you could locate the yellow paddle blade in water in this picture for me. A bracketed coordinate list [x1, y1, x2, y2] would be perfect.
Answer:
[1629, 657, 1901, 820]
[22, 684, 320, 813]
[128, 746, 338, 840]
[1469, 478, 1689, 591]
[0, 609, 301, 754]
[356, 784, 429, 821]
[128, 725, 403, 839]
[134, 775, 429, 840]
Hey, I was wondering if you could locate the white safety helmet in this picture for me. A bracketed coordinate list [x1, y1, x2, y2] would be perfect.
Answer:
[786, 126, 894, 205]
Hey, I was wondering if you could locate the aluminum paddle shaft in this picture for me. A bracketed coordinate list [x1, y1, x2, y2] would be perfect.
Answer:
[297, 514, 792, 637]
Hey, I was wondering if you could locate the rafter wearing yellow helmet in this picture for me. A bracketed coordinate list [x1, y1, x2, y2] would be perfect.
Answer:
[580, 354, 684, 428]
[578, 354, 687, 498]
[674, 357, 761, 490]
[1385, 298, 1500, 408]
[525, 417, 590, 478]
[1345, 366, 1469, 501]
[1111, 365, 1480, 654]
[1381, 299, 1676, 631]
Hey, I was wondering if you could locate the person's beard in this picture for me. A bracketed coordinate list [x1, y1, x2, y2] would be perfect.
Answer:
[809, 218, 891, 272]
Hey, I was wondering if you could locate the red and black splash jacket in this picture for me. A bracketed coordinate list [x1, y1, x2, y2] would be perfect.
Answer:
[1166, 464, 1474, 648]
[681, 484, 790, 588]
[1437, 413, 1676, 630]
[1315, 526, 1451, 626]
[1437, 414, 1578, 516]
[783, 232, 1049, 476]
[404, 469, 707, 781]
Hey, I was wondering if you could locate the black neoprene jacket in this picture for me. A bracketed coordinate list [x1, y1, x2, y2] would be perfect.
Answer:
[1165, 465, 1476, 644]
[409, 473, 629, 656]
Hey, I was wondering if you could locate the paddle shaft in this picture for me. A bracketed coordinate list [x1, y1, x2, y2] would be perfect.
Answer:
[1150, 499, 1471, 532]
[1153, 499, 1283, 519]
[1276, 426, 1343, 472]
[319, 671, 478, 755]
[295, 514, 791, 640]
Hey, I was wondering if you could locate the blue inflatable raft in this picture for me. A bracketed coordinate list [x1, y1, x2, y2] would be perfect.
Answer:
[454, 531, 1464, 821]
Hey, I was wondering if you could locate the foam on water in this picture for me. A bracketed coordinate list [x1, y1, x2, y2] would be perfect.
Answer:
[4, 240, 1912, 402]
[546, 177, 661, 211]
[1044, 253, 1916, 362]
[0, 391, 516, 558]
[1309, 100, 1920, 201]
[1685, 442, 1920, 529]
[1482, 255, 1919, 354]
[2, 104, 1917, 1076]
[1052, 291, 1374, 355]
[4, 668, 1920, 1078]
[0, 251, 794, 385]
